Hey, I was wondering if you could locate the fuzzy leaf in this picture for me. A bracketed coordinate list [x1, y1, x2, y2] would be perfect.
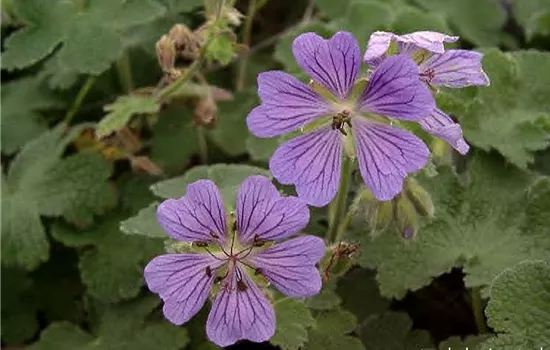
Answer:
[246, 135, 281, 162]
[357, 311, 433, 350]
[208, 92, 256, 156]
[461, 50, 550, 169]
[120, 203, 166, 239]
[52, 215, 163, 302]
[306, 281, 342, 310]
[414, 0, 506, 46]
[97, 95, 160, 139]
[2, 0, 165, 74]
[151, 163, 271, 206]
[358, 154, 550, 299]
[336, 1, 395, 45]
[336, 268, 390, 322]
[151, 106, 198, 175]
[480, 260, 550, 349]
[390, 7, 451, 34]
[29, 297, 189, 350]
[303, 309, 364, 350]
[512, 0, 550, 39]
[1, 76, 60, 154]
[2, 127, 116, 269]
[271, 298, 316, 350]
[1, 268, 39, 344]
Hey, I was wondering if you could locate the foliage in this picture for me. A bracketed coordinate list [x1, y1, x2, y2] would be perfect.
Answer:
[2, 0, 550, 349]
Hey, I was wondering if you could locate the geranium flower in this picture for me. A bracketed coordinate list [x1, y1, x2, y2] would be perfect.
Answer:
[364, 31, 490, 154]
[247, 31, 435, 206]
[144, 176, 325, 347]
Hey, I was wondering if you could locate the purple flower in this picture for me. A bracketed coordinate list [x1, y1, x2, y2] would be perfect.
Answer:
[247, 32, 435, 206]
[144, 176, 325, 347]
[364, 31, 491, 155]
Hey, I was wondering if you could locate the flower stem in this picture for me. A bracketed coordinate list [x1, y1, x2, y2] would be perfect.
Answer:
[327, 156, 351, 243]
[157, 57, 204, 102]
[471, 287, 489, 333]
[116, 51, 134, 93]
[197, 126, 209, 164]
[64, 75, 97, 124]
[235, 0, 257, 91]
[333, 193, 362, 241]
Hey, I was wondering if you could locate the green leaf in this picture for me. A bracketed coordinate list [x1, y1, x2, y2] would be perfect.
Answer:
[480, 260, 550, 349]
[315, 0, 404, 19]
[271, 298, 316, 350]
[120, 203, 167, 239]
[1, 268, 39, 344]
[2, 0, 165, 74]
[357, 311, 433, 350]
[306, 281, 342, 310]
[336, 1, 395, 45]
[151, 163, 271, 206]
[461, 50, 550, 169]
[511, 0, 550, 39]
[208, 91, 257, 156]
[303, 309, 364, 350]
[438, 335, 491, 350]
[390, 7, 451, 34]
[357, 154, 550, 299]
[336, 268, 390, 322]
[52, 215, 163, 302]
[29, 297, 190, 350]
[2, 126, 117, 269]
[151, 106, 199, 175]
[97, 95, 160, 139]
[414, 0, 506, 46]
[206, 34, 235, 65]
[1, 76, 60, 154]
[246, 135, 281, 162]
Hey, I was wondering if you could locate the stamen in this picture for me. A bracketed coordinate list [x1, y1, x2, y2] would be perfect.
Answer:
[205, 266, 212, 277]
[236, 280, 248, 292]
[201, 246, 226, 261]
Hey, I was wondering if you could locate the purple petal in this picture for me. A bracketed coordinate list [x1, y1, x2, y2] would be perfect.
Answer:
[246, 236, 325, 298]
[236, 176, 309, 244]
[363, 31, 395, 67]
[144, 253, 223, 325]
[247, 71, 332, 138]
[360, 55, 435, 121]
[397, 31, 458, 55]
[156, 180, 227, 243]
[206, 266, 275, 347]
[420, 50, 490, 88]
[352, 118, 429, 201]
[364, 31, 458, 68]
[419, 109, 470, 155]
[269, 127, 343, 207]
[292, 31, 360, 100]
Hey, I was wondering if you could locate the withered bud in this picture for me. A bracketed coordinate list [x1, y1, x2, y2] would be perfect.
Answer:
[223, 7, 244, 26]
[193, 95, 217, 129]
[168, 24, 201, 61]
[155, 35, 176, 72]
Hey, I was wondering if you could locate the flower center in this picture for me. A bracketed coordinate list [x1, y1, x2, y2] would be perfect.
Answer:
[420, 68, 435, 84]
[197, 229, 265, 292]
[331, 110, 352, 135]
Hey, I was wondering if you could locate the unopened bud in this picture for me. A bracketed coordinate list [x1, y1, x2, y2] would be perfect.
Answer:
[223, 7, 244, 26]
[168, 24, 201, 61]
[193, 96, 217, 129]
[155, 35, 176, 72]
[395, 195, 419, 240]
[359, 189, 393, 236]
[320, 242, 360, 281]
[405, 178, 434, 217]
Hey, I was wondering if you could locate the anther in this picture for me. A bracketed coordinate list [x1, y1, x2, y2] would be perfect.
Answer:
[205, 266, 212, 277]
[236, 280, 248, 292]
[196, 241, 208, 247]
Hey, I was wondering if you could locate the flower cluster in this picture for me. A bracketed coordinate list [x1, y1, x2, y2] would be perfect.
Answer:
[144, 30, 489, 347]
[248, 30, 489, 206]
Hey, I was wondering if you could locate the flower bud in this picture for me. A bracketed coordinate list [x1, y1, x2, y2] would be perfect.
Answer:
[193, 95, 218, 129]
[395, 195, 419, 240]
[405, 178, 434, 217]
[168, 24, 201, 61]
[155, 35, 176, 72]
[320, 242, 360, 281]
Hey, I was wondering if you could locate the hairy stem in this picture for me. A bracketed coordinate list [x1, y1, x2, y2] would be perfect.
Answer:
[235, 0, 257, 91]
[197, 126, 209, 164]
[64, 76, 97, 124]
[116, 51, 134, 93]
[471, 287, 489, 333]
[334, 193, 362, 241]
[327, 156, 351, 243]
[157, 57, 204, 102]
